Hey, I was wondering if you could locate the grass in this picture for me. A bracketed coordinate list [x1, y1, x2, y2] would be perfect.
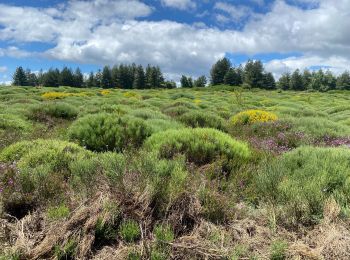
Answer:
[1, 85, 350, 259]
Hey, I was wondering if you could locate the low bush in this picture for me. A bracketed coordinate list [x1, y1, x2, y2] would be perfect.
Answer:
[129, 108, 168, 120]
[0, 114, 31, 132]
[68, 113, 152, 152]
[119, 220, 141, 243]
[27, 102, 78, 121]
[162, 105, 191, 117]
[255, 146, 350, 226]
[144, 119, 185, 133]
[144, 128, 250, 169]
[178, 110, 226, 130]
[0, 139, 93, 208]
[231, 109, 278, 125]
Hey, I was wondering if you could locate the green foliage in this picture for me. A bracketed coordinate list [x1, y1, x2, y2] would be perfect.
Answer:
[119, 220, 141, 243]
[68, 113, 152, 152]
[255, 147, 350, 225]
[154, 224, 175, 243]
[211, 57, 231, 85]
[0, 139, 93, 204]
[0, 114, 31, 132]
[270, 240, 288, 260]
[47, 204, 70, 220]
[144, 128, 250, 169]
[28, 102, 78, 121]
[54, 239, 77, 260]
[178, 110, 226, 130]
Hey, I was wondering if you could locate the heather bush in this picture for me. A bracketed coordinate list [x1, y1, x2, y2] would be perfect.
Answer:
[255, 146, 350, 226]
[0, 114, 31, 132]
[68, 113, 152, 152]
[129, 108, 168, 120]
[178, 110, 226, 130]
[144, 128, 250, 169]
[119, 220, 141, 243]
[145, 119, 185, 133]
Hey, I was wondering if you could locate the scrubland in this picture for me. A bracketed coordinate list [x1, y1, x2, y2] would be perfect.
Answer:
[1, 86, 350, 259]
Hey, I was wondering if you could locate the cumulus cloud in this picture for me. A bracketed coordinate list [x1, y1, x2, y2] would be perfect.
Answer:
[160, 0, 196, 10]
[0, 47, 31, 58]
[0, 0, 350, 79]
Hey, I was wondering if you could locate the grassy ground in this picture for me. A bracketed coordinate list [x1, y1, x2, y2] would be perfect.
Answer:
[1, 85, 350, 259]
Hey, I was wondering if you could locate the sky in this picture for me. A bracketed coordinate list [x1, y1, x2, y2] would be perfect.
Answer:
[0, 0, 350, 84]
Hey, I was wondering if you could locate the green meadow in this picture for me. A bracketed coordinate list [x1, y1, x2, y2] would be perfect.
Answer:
[1, 86, 350, 259]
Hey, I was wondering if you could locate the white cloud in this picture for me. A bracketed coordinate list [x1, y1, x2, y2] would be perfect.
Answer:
[0, 46, 31, 58]
[0, 0, 350, 80]
[160, 0, 196, 10]
[0, 66, 7, 73]
[214, 2, 253, 23]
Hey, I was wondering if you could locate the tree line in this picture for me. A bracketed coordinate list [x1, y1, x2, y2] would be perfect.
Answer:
[11, 58, 350, 91]
[12, 64, 177, 89]
[207, 57, 350, 91]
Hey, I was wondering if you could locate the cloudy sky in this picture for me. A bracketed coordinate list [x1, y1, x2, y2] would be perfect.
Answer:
[0, 0, 349, 84]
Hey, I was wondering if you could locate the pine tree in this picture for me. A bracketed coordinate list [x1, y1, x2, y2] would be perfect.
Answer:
[73, 68, 84, 88]
[210, 57, 231, 85]
[13, 66, 27, 86]
[101, 66, 112, 88]
[111, 65, 119, 88]
[133, 65, 145, 89]
[224, 68, 237, 86]
[60, 67, 74, 87]
[181, 75, 191, 88]
[194, 75, 207, 87]
[290, 69, 304, 91]
[277, 72, 291, 90]
[87, 72, 95, 88]
[302, 69, 312, 89]
[244, 60, 264, 88]
[95, 69, 102, 88]
[263, 72, 276, 90]
[42, 68, 60, 87]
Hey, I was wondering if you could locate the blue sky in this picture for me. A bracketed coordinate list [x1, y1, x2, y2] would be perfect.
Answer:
[0, 0, 349, 84]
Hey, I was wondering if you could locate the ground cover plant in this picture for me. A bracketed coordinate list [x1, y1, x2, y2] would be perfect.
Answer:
[1, 85, 350, 259]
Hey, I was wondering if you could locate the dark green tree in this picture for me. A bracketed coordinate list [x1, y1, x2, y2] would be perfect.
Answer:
[224, 68, 238, 86]
[13, 66, 27, 86]
[59, 67, 74, 87]
[87, 72, 95, 88]
[302, 69, 312, 89]
[73, 68, 84, 88]
[277, 72, 291, 90]
[290, 69, 304, 91]
[181, 75, 193, 88]
[210, 57, 231, 85]
[111, 65, 119, 88]
[101, 66, 112, 88]
[133, 65, 145, 89]
[263, 72, 276, 90]
[244, 60, 264, 88]
[42, 68, 60, 87]
[194, 75, 207, 87]
[336, 71, 350, 90]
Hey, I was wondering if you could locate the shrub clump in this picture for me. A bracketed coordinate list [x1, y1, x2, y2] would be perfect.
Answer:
[144, 128, 250, 168]
[68, 113, 152, 152]
[231, 109, 278, 125]
[178, 111, 226, 131]
[119, 220, 141, 243]
[0, 139, 93, 212]
[255, 146, 350, 226]
[28, 102, 78, 121]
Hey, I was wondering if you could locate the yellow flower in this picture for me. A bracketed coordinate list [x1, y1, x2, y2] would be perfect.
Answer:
[100, 90, 111, 96]
[231, 109, 278, 125]
[193, 99, 201, 105]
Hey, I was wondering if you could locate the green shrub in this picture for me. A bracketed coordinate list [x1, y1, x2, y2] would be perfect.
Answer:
[144, 128, 250, 169]
[68, 113, 152, 152]
[47, 204, 70, 220]
[0, 139, 93, 206]
[119, 220, 141, 243]
[129, 108, 168, 120]
[162, 105, 190, 117]
[0, 114, 31, 132]
[54, 239, 77, 260]
[144, 119, 185, 133]
[178, 110, 226, 130]
[270, 240, 288, 260]
[154, 224, 174, 243]
[255, 146, 350, 226]
[28, 102, 78, 121]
